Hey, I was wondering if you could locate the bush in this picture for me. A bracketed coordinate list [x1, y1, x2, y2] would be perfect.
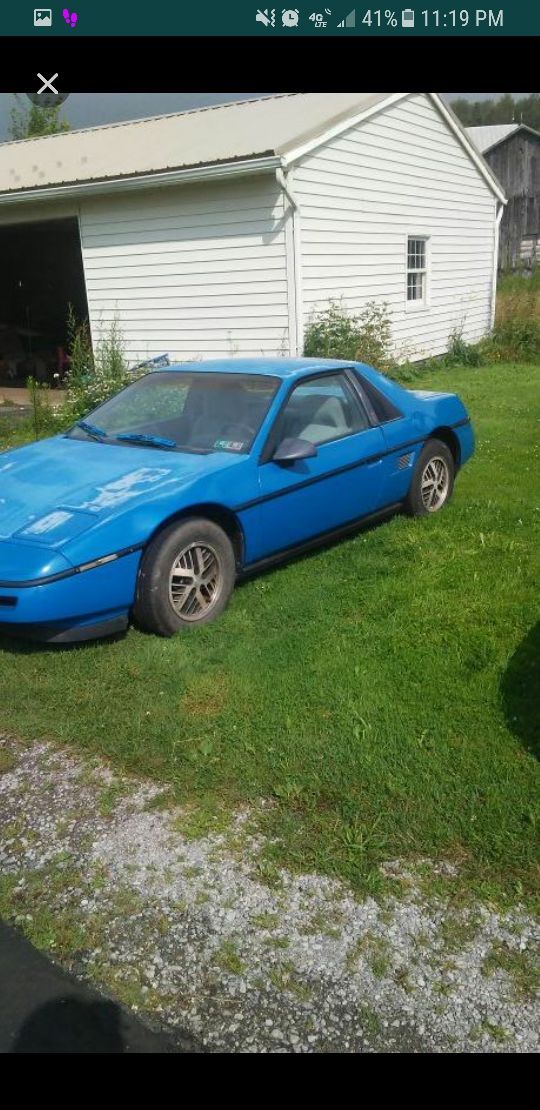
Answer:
[63, 309, 134, 420]
[304, 274, 540, 385]
[303, 300, 363, 361]
[354, 301, 393, 372]
[304, 299, 394, 372]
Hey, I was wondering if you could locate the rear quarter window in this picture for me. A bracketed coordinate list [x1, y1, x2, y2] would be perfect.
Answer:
[354, 372, 403, 423]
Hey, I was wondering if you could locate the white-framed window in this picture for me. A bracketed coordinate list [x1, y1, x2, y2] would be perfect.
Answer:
[406, 236, 429, 305]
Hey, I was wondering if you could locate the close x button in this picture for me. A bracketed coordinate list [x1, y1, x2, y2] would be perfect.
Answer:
[27, 82, 70, 108]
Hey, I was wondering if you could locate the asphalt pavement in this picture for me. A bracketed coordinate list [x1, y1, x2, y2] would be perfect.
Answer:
[0, 922, 198, 1053]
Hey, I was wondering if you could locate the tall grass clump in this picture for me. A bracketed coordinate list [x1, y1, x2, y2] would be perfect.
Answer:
[445, 328, 484, 367]
[26, 377, 58, 440]
[489, 276, 540, 362]
[497, 264, 540, 296]
[63, 307, 133, 419]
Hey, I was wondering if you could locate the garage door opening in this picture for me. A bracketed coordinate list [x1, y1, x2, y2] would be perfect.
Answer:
[0, 217, 88, 388]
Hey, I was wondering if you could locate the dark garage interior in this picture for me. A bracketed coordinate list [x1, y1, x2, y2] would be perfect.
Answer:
[0, 217, 88, 387]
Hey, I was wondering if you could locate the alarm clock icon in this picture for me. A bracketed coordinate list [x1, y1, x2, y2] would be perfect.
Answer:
[282, 9, 299, 27]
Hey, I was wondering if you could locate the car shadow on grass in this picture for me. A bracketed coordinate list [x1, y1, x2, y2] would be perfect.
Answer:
[500, 621, 540, 760]
[0, 629, 127, 656]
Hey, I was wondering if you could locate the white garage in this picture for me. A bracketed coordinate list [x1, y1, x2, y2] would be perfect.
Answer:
[0, 92, 505, 371]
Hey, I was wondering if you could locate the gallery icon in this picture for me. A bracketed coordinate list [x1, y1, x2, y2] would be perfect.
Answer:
[34, 8, 52, 26]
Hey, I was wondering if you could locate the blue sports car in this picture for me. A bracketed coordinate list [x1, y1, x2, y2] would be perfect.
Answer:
[0, 358, 474, 643]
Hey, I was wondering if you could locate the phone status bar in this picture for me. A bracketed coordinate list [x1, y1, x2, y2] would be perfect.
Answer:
[3, 3, 534, 37]
[254, 8, 505, 32]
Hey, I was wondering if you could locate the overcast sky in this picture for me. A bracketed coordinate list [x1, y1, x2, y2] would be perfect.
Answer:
[0, 92, 530, 140]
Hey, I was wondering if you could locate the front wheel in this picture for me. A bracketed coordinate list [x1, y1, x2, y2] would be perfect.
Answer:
[404, 439, 455, 517]
[133, 518, 236, 637]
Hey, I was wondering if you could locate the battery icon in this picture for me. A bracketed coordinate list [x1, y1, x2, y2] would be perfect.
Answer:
[402, 8, 415, 26]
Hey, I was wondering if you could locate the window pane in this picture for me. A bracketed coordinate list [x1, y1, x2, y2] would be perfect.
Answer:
[279, 374, 369, 447]
[407, 237, 426, 270]
[407, 272, 424, 301]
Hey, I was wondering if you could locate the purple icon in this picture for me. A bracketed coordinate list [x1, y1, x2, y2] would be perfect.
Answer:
[62, 8, 78, 27]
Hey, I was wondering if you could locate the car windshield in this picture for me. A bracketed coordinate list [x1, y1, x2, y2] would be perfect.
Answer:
[67, 371, 280, 454]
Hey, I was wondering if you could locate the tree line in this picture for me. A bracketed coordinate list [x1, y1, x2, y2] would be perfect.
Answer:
[450, 93, 540, 132]
[5, 92, 540, 141]
[8, 95, 70, 140]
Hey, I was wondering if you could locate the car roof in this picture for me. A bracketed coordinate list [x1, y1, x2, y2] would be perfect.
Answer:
[162, 358, 359, 381]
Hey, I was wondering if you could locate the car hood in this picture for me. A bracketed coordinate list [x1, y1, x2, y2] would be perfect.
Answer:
[0, 435, 242, 546]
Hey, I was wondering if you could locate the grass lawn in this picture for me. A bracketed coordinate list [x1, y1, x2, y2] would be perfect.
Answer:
[0, 362, 539, 907]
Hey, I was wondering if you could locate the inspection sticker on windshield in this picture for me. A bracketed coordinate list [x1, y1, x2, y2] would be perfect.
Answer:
[214, 439, 244, 452]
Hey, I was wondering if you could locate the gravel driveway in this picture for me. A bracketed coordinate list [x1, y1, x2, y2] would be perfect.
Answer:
[1, 733, 538, 1053]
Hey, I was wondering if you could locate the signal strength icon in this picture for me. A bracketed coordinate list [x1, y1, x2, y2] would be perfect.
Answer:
[337, 10, 355, 27]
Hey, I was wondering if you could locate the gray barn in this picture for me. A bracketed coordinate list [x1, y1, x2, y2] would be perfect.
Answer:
[468, 124, 540, 270]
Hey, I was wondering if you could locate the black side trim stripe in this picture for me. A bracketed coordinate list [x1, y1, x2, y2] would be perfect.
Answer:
[0, 542, 143, 590]
[241, 502, 403, 577]
[234, 419, 470, 513]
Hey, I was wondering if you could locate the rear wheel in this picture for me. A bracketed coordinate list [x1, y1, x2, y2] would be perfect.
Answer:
[405, 439, 455, 517]
[133, 518, 236, 636]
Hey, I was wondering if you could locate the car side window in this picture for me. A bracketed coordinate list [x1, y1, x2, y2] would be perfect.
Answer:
[272, 373, 370, 450]
[354, 371, 403, 423]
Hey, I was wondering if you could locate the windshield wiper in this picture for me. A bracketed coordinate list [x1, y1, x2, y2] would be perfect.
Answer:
[175, 444, 213, 455]
[116, 432, 177, 450]
[75, 420, 108, 441]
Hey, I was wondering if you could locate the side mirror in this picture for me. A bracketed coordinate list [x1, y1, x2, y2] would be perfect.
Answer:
[272, 437, 317, 465]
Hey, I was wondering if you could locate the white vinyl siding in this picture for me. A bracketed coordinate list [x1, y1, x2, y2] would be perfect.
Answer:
[79, 175, 291, 364]
[294, 93, 497, 361]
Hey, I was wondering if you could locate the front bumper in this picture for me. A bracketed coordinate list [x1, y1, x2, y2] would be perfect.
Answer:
[0, 549, 141, 643]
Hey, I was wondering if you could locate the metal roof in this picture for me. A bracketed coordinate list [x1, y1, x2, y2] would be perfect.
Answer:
[0, 92, 390, 195]
[0, 92, 506, 205]
[467, 124, 521, 153]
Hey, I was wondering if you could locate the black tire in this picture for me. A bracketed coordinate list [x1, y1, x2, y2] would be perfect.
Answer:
[404, 438, 455, 517]
[133, 518, 236, 637]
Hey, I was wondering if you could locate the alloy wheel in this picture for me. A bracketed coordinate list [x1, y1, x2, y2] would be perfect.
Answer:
[168, 543, 222, 620]
[420, 456, 450, 512]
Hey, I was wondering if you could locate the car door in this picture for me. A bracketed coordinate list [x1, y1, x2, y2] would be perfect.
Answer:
[255, 370, 387, 558]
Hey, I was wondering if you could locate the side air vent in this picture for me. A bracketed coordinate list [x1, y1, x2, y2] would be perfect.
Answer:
[397, 452, 413, 471]
[0, 596, 17, 608]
